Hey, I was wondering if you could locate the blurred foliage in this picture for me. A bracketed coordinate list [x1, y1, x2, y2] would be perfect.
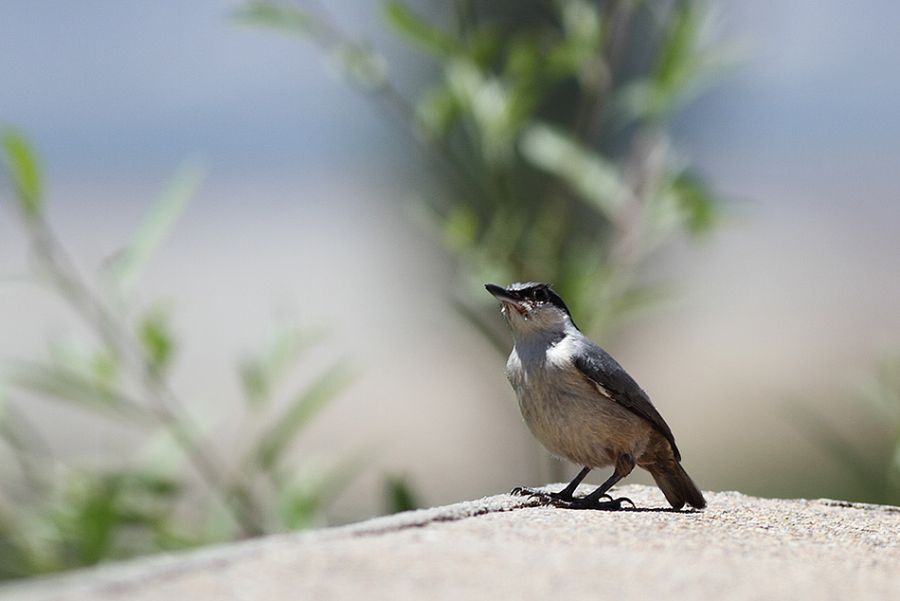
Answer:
[239, 0, 731, 344]
[0, 132, 357, 580]
[796, 353, 900, 506]
[0, 0, 738, 580]
[383, 474, 422, 514]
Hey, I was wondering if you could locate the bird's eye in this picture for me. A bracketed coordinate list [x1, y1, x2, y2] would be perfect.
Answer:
[533, 288, 549, 302]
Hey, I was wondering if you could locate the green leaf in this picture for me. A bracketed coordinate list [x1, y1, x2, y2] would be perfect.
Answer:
[70, 477, 121, 564]
[614, 4, 703, 123]
[237, 3, 387, 89]
[384, 2, 461, 57]
[0, 514, 40, 580]
[239, 326, 326, 408]
[139, 308, 175, 375]
[622, 2, 735, 122]
[44, 472, 125, 566]
[106, 160, 204, 297]
[464, 25, 503, 69]
[445, 59, 515, 164]
[415, 85, 460, 140]
[234, 2, 318, 38]
[670, 171, 719, 235]
[254, 362, 354, 470]
[131, 429, 194, 487]
[504, 34, 542, 83]
[655, 1, 700, 95]
[555, 0, 605, 82]
[384, 474, 420, 513]
[519, 123, 627, 219]
[1, 129, 43, 219]
[279, 488, 320, 530]
[9, 361, 150, 422]
[127, 471, 181, 498]
[90, 351, 119, 389]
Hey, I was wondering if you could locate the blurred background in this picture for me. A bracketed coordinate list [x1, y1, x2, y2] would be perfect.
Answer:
[2, 0, 899, 581]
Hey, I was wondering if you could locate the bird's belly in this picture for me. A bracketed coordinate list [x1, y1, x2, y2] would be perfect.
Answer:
[513, 373, 650, 468]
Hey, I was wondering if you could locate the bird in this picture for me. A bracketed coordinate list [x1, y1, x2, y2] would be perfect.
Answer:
[486, 281, 706, 510]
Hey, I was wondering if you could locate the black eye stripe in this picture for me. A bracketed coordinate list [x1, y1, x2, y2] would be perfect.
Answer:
[505, 282, 571, 319]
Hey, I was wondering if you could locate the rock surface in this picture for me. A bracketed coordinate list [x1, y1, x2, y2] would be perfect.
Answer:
[4, 485, 900, 601]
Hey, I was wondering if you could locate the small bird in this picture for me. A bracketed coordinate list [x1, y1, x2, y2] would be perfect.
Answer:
[486, 282, 706, 510]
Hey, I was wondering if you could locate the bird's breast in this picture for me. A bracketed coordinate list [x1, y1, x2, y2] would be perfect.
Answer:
[506, 344, 606, 462]
[505, 341, 651, 467]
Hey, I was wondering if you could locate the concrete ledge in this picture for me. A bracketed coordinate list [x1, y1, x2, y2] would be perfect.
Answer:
[4, 484, 899, 600]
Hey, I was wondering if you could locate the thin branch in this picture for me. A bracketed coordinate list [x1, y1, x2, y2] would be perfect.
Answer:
[15, 212, 265, 536]
[289, 1, 487, 203]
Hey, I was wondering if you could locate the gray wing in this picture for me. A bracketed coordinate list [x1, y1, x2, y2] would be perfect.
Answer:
[573, 342, 681, 461]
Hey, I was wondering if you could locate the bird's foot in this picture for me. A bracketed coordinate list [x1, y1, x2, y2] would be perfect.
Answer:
[510, 486, 574, 504]
[559, 495, 635, 511]
[511, 487, 634, 510]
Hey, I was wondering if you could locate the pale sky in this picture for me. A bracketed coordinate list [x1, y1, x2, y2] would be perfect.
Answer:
[3, 0, 900, 196]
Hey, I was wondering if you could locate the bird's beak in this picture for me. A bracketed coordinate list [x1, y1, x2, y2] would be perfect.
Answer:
[485, 283, 525, 313]
[485, 283, 514, 301]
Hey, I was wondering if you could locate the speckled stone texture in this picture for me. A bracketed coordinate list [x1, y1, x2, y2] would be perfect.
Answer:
[4, 485, 899, 601]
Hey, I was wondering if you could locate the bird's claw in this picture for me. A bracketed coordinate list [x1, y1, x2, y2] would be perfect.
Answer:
[511, 487, 559, 502]
[557, 495, 635, 511]
[511, 486, 635, 510]
[510, 487, 575, 504]
[610, 496, 636, 509]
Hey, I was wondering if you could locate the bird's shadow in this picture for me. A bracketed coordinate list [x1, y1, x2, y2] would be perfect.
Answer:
[579, 506, 700, 514]
[511, 494, 702, 515]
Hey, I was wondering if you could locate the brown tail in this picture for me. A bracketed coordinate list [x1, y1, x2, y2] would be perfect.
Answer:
[649, 462, 706, 510]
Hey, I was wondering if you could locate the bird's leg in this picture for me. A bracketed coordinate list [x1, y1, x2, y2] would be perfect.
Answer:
[567, 455, 637, 510]
[553, 466, 591, 500]
[511, 466, 591, 503]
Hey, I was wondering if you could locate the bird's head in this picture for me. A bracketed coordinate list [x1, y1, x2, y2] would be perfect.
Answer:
[485, 282, 576, 339]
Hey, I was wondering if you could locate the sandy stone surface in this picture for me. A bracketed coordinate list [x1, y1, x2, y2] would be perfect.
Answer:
[3, 485, 899, 601]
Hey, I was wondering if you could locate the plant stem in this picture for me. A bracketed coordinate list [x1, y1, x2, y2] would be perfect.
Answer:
[19, 214, 264, 537]
[294, 1, 487, 203]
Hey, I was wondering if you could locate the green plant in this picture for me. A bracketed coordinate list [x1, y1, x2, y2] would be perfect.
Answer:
[238, 0, 730, 347]
[795, 352, 900, 506]
[0, 131, 356, 580]
[383, 474, 422, 514]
